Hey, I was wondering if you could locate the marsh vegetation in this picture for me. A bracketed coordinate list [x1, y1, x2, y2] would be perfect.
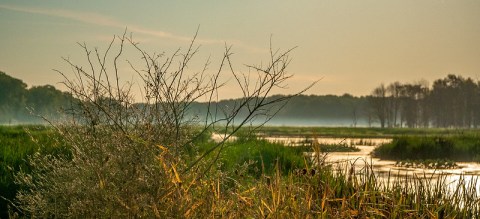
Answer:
[3, 126, 480, 218]
[373, 135, 480, 162]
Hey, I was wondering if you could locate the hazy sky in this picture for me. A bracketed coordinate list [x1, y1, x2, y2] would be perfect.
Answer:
[1, 1, 480, 99]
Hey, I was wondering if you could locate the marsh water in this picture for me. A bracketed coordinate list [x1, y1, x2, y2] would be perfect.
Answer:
[212, 133, 480, 195]
[266, 136, 480, 196]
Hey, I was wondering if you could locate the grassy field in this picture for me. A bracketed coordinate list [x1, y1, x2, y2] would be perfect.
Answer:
[254, 126, 476, 138]
[2, 125, 480, 217]
[0, 125, 70, 217]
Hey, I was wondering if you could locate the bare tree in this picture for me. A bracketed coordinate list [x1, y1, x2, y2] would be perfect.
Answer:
[387, 81, 402, 127]
[14, 30, 314, 217]
[368, 84, 388, 128]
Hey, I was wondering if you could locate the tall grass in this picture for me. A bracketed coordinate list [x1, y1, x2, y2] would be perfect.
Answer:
[173, 156, 480, 218]
[168, 134, 480, 218]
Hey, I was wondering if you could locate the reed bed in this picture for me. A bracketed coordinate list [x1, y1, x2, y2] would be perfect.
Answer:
[327, 159, 480, 218]
[163, 157, 480, 218]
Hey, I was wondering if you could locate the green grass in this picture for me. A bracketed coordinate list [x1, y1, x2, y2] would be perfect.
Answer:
[198, 135, 306, 177]
[372, 135, 480, 162]
[0, 125, 69, 217]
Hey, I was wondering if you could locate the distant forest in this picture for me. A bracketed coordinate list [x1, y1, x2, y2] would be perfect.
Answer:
[191, 94, 369, 127]
[0, 71, 74, 124]
[368, 74, 480, 129]
[1, 71, 479, 128]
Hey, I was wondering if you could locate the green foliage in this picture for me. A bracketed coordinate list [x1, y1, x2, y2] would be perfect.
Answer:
[0, 72, 27, 122]
[373, 135, 480, 161]
[0, 71, 74, 124]
[26, 85, 74, 117]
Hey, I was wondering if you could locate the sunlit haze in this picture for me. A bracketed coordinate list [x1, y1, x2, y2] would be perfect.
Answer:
[1, 1, 480, 100]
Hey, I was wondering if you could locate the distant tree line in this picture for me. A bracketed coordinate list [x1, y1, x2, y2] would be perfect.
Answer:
[0, 71, 73, 124]
[188, 94, 369, 127]
[264, 94, 369, 126]
[0, 71, 367, 126]
[368, 74, 480, 128]
[2, 71, 479, 128]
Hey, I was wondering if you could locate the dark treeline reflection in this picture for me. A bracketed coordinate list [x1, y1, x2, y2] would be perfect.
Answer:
[1, 71, 479, 128]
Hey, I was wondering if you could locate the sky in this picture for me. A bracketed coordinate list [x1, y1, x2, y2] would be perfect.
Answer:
[1, 0, 480, 100]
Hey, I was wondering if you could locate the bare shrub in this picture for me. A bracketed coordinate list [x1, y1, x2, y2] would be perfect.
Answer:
[14, 30, 313, 217]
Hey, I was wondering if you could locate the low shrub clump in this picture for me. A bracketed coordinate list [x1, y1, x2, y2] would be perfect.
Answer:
[372, 135, 480, 162]
[212, 137, 306, 177]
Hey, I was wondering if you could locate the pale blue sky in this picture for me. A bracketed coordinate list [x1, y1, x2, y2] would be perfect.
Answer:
[1, 1, 480, 99]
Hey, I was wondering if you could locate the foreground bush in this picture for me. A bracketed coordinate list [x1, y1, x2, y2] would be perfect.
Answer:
[11, 30, 310, 217]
